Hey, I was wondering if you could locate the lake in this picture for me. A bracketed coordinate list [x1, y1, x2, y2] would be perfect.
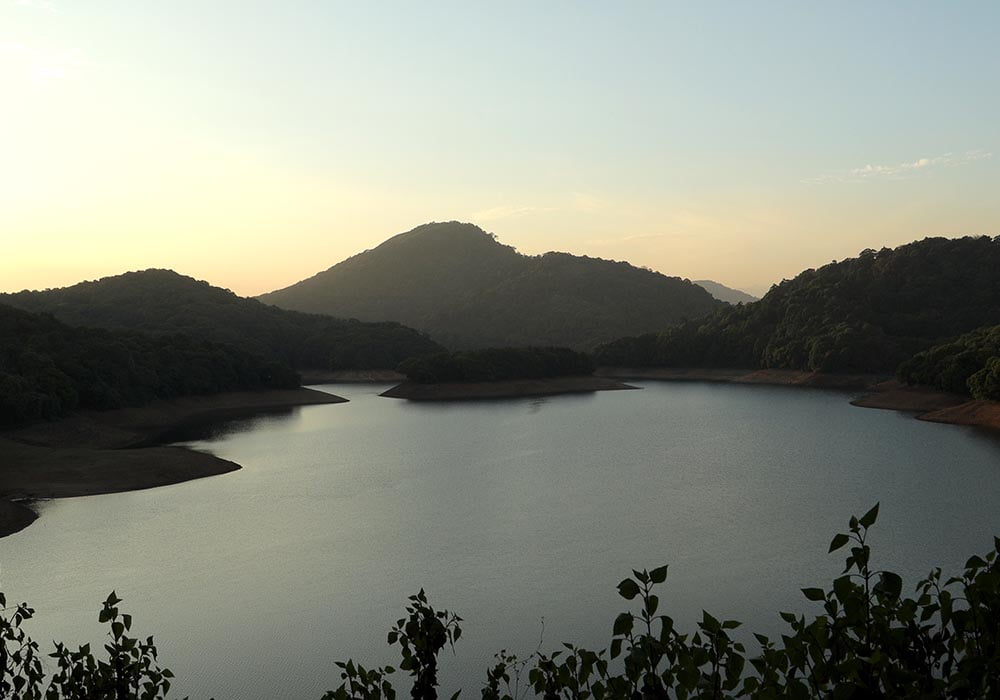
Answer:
[2, 381, 999, 699]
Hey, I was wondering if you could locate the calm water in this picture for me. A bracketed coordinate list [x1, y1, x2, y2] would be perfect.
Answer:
[2, 381, 999, 699]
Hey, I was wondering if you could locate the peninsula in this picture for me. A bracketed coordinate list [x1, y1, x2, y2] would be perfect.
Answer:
[0, 387, 345, 538]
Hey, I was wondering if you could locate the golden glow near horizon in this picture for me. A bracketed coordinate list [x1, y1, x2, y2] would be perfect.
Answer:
[2, 2, 998, 298]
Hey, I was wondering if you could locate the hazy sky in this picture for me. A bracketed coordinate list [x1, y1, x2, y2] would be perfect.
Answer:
[2, 1, 998, 297]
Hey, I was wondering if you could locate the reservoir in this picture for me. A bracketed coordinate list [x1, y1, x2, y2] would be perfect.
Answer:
[3, 381, 999, 699]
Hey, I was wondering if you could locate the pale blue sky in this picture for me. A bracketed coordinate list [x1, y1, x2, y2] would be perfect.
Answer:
[2, 1, 998, 295]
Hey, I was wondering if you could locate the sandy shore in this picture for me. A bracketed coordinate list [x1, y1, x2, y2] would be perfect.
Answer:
[597, 367, 885, 390]
[0, 387, 346, 538]
[852, 380, 1000, 432]
[381, 376, 638, 401]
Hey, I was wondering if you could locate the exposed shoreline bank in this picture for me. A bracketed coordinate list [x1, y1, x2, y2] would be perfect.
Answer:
[0, 387, 346, 538]
[381, 375, 638, 401]
[598, 367, 1000, 434]
[851, 380, 1000, 433]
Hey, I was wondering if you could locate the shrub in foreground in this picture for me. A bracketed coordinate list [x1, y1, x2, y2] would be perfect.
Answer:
[3, 505, 999, 698]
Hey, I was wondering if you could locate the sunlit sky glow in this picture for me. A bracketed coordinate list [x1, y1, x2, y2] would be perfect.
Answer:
[2, 1, 998, 297]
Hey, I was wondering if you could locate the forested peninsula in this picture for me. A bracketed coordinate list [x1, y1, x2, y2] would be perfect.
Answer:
[385, 347, 635, 400]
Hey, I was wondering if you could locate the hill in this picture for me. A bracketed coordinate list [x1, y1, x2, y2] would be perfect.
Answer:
[694, 280, 758, 304]
[0, 303, 297, 425]
[257, 221, 723, 349]
[596, 236, 1000, 374]
[1, 270, 442, 371]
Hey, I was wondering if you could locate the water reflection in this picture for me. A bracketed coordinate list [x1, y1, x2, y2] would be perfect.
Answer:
[3, 381, 1000, 700]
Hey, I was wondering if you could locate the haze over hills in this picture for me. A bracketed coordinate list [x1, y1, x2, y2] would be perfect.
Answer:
[1, 270, 442, 371]
[693, 280, 759, 304]
[597, 236, 1000, 378]
[258, 222, 724, 349]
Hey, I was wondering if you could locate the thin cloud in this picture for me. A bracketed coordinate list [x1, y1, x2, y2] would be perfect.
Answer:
[807, 149, 992, 184]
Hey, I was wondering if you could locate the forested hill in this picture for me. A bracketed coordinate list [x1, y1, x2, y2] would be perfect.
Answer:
[1, 270, 442, 371]
[257, 221, 723, 349]
[694, 280, 758, 304]
[596, 236, 1000, 374]
[0, 303, 298, 425]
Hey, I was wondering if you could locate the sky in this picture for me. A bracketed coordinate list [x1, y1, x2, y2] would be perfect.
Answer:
[2, 1, 998, 298]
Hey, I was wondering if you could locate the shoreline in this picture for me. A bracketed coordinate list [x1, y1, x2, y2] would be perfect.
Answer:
[599, 367, 1000, 433]
[0, 387, 347, 538]
[381, 375, 638, 401]
[851, 380, 1000, 433]
[596, 366, 886, 390]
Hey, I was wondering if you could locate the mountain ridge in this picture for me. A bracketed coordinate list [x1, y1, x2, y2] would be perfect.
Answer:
[1, 269, 443, 371]
[258, 221, 723, 349]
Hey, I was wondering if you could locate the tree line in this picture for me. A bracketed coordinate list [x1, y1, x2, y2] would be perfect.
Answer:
[897, 324, 1000, 400]
[595, 237, 1000, 391]
[397, 347, 595, 383]
[0, 303, 299, 426]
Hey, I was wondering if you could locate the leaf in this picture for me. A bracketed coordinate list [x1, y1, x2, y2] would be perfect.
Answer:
[965, 555, 987, 569]
[829, 533, 850, 553]
[880, 571, 903, 599]
[859, 502, 880, 529]
[801, 588, 826, 602]
[649, 565, 668, 584]
[616, 578, 640, 600]
[613, 613, 633, 636]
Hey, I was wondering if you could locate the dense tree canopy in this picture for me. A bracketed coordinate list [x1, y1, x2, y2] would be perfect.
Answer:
[1, 269, 442, 371]
[898, 323, 1000, 399]
[398, 347, 595, 383]
[596, 236, 1000, 376]
[0, 303, 298, 426]
[259, 222, 723, 349]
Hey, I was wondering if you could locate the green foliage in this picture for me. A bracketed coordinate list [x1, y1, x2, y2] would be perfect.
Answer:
[258, 222, 722, 350]
[898, 324, 1000, 397]
[324, 590, 461, 700]
[0, 303, 298, 426]
[1, 269, 442, 372]
[398, 347, 595, 383]
[4, 508, 1000, 698]
[968, 356, 1000, 400]
[1, 591, 176, 699]
[596, 236, 1000, 374]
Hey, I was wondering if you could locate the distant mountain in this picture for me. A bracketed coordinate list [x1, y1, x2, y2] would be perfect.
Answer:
[257, 221, 723, 349]
[693, 280, 758, 304]
[0, 302, 296, 425]
[1, 270, 442, 371]
[597, 236, 1000, 374]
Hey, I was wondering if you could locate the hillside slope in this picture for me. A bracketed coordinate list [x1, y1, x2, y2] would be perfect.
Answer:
[2, 270, 442, 371]
[694, 280, 759, 304]
[596, 236, 1000, 374]
[258, 222, 723, 349]
[0, 303, 297, 425]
